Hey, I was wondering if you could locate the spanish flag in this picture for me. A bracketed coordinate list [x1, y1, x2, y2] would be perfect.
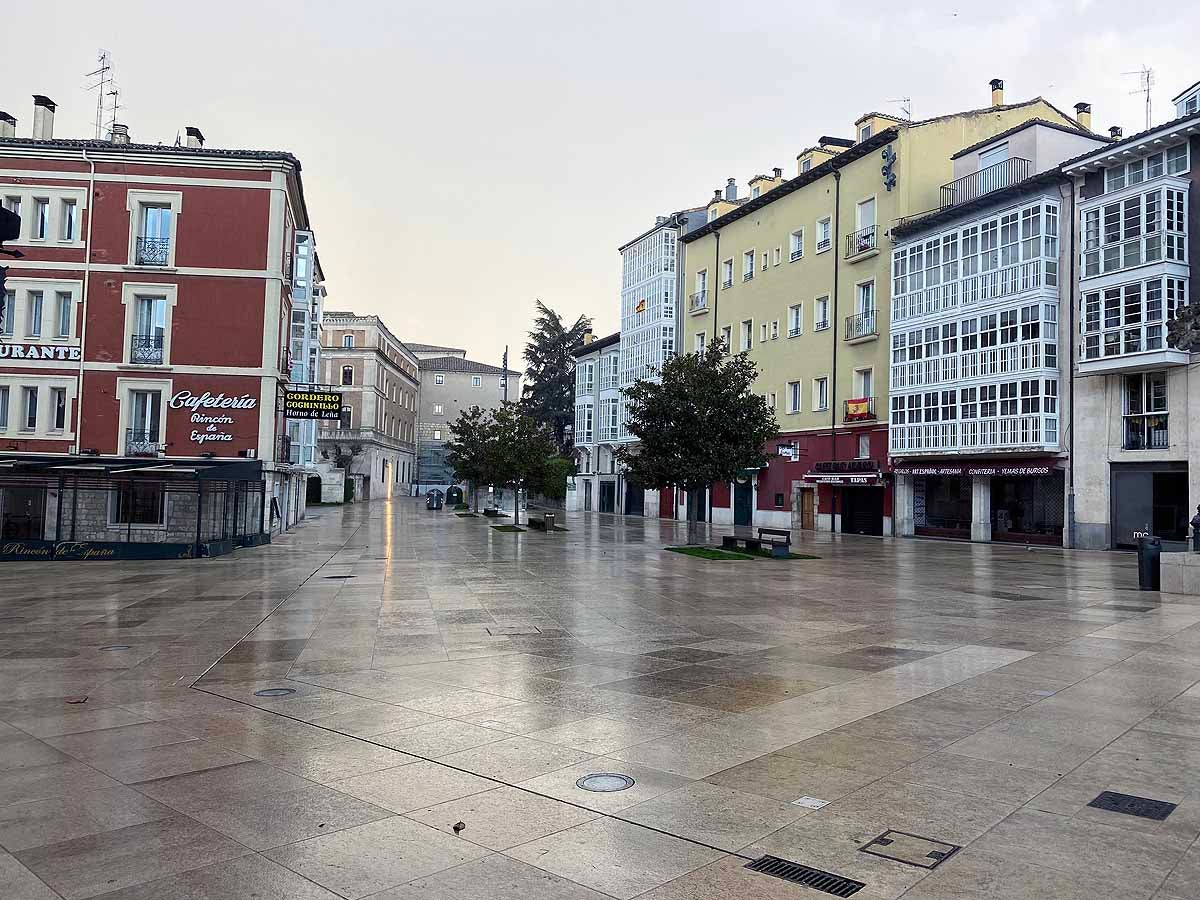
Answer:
[845, 398, 870, 419]
[635, 298, 646, 313]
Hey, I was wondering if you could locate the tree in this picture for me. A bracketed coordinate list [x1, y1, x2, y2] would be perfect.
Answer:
[615, 341, 778, 545]
[485, 403, 559, 526]
[446, 406, 492, 511]
[522, 300, 592, 453]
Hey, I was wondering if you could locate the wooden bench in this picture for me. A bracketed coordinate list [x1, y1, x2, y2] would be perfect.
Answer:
[527, 515, 547, 531]
[721, 534, 762, 553]
[757, 527, 792, 557]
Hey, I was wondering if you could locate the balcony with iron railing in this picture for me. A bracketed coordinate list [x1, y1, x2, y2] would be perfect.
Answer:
[941, 157, 1032, 207]
[130, 334, 164, 365]
[845, 224, 878, 260]
[844, 310, 878, 342]
[843, 397, 877, 423]
[125, 428, 161, 457]
[689, 290, 709, 313]
[889, 415, 1059, 455]
[135, 237, 171, 267]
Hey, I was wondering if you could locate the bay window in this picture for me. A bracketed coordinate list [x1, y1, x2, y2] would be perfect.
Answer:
[1081, 276, 1188, 359]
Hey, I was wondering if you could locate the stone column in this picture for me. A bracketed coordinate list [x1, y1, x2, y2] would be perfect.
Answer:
[893, 473, 915, 537]
[971, 474, 992, 542]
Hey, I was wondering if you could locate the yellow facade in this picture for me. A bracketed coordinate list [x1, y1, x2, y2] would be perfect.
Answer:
[682, 96, 1082, 441]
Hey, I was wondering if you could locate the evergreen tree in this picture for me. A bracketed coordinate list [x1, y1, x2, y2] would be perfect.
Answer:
[522, 300, 592, 453]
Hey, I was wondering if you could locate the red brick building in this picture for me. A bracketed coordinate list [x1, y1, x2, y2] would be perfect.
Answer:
[0, 96, 321, 559]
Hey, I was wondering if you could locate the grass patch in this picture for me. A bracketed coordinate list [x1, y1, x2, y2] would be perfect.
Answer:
[491, 525, 525, 533]
[455, 512, 479, 518]
[666, 546, 755, 561]
[453, 503, 470, 511]
[743, 547, 821, 560]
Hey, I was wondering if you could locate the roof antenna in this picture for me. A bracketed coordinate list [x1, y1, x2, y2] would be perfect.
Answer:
[83, 49, 113, 139]
[888, 97, 912, 121]
[1123, 65, 1154, 130]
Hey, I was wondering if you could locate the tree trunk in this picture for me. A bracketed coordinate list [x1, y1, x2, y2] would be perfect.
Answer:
[686, 486, 702, 546]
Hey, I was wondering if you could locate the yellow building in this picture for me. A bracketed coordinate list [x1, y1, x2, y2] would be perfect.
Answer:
[679, 79, 1093, 535]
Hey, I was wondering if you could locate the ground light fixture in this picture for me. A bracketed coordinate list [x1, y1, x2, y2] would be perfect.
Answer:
[575, 773, 635, 792]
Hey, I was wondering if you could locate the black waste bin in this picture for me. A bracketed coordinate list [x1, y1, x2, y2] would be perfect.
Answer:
[446, 486, 464, 506]
[1137, 536, 1162, 591]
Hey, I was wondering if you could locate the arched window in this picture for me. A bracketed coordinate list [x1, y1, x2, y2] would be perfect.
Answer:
[341, 366, 353, 385]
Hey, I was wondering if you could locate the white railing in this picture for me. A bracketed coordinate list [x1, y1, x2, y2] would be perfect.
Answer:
[891, 339, 1052, 390]
[893, 259, 1049, 324]
[889, 415, 1058, 454]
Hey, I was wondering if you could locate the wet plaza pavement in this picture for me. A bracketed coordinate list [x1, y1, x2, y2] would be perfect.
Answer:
[2, 499, 1200, 900]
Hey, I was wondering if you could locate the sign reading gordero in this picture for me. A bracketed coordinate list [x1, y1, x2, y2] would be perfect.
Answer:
[283, 389, 343, 420]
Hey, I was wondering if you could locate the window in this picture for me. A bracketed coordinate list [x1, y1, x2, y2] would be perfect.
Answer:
[770, 320, 780, 340]
[787, 380, 801, 413]
[721, 259, 734, 288]
[433, 429, 442, 440]
[60, 199, 77, 242]
[0, 386, 6, 429]
[816, 217, 832, 253]
[760, 322, 768, 343]
[341, 366, 353, 385]
[433, 403, 443, 415]
[471, 375, 481, 387]
[4, 196, 20, 218]
[773, 247, 781, 266]
[767, 391, 776, 409]
[859, 123, 873, 142]
[856, 368, 873, 399]
[741, 320, 753, 351]
[51, 388, 66, 431]
[1083, 186, 1186, 277]
[110, 483, 165, 526]
[761, 250, 769, 271]
[0, 290, 12, 336]
[789, 229, 804, 261]
[32, 199, 49, 240]
[22, 387, 37, 430]
[814, 296, 830, 330]
[856, 280, 875, 315]
[1081, 276, 1187, 359]
[751, 185, 761, 199]
[1122, 371, 1168, 450]
[131, 295, 166, 364]
[342, 334, 354, 348]
[136, 204, 172, 265]
[720, 325, 732, 348]
[813, 377, 829, 411]
[857, 434, 871, 458]
[434, 373, 445, 385]
[26, 291, 42, 337]
[743, 250, 755, 281]
[695, 332, 705, 354]
[801, 157, 812, 173]
[788, 304, 803, 337]
[56, 292, 71, 337]
[127, 390, 161, 450]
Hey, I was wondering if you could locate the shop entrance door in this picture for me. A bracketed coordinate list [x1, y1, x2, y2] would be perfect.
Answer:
[583, 480, 593, 511]
[599, 481, 616, 513]
[734, 481, 754, 527]
[658, 487, 675, 519]
[1, 487, 45, 540]
[624, 483, 645, 516]
[841, 487, 884, 536]
[794, 487, 816, 531]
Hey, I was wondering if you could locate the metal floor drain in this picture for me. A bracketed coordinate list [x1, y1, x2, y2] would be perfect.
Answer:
[859, 831, 960, 869]
[744, 856, 864, 897]
[1088, 791, 1177, 821]
[576, 773, 635, 792]
[98, 645, 131, 651]
[323, 574, 356, 580]
[254, 687, 296, 698]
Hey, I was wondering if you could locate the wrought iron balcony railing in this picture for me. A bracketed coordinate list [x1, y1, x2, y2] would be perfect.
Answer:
[843, 397, 877, 422]
[845, 224, 878, 258]
[844, 310, 878, 341]
[125, 428, 161, 457]
[130, 333, 164, 365]
[940, 157, 1032, 207]
[135, 237, 171, 266]
[689, 290, 708, 312]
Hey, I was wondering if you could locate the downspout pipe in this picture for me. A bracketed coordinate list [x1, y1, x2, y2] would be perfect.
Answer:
[73, 148, 97, 454]
[1060, 177, 1077, 549]
[829, 161, 843, 525]
[708, 228, 720, 526]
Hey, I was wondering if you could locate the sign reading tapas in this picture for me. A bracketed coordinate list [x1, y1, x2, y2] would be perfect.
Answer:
[0, 344, 82, 361]
[282, 389, 343, 420]
[169, 390, 257, 446]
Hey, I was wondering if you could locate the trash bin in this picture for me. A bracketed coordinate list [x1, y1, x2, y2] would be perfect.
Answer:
[543, 513, 556, 532]
[1137, 535, 1162, 591]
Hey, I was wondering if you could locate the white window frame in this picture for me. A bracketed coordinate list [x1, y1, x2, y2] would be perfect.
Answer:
[694, 332, 705, 354]
[813, 376, 829, 411]
[433, 403, 443, 415]
[471, 375, 482, 387]
[788, 304, 803, 338]
[787, 380, 802, 414]
[742, 250, 755, 281]
[121, 283, 178, 366]
[741, 319, 754, 351]
[789, 229, 804, 261]
[773, 247, 782, 266]
[721, 258, 734, 288]
[115, 376, 170, 454]
[342, 334, 354, 348]
[434, 373, 445, 385]
[816, 217, 832, 253]
[125, 190, 183, 269]
[814, 296, 830, 330]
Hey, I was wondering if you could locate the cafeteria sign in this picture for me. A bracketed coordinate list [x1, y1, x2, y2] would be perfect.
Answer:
[283, 389, 343, 420]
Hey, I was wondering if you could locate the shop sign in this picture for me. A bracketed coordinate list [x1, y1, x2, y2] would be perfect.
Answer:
[894, 462, 1056, 478]
[804, 473, 882, 485]
[812, 459, 879, 474]
[169, 390, 258, 447]
[283, 389, 343, 420]
[0, 343, 82, 361]
[0, 540, 193, 561]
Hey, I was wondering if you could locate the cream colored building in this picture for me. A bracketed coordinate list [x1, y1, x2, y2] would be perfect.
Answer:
[680, 79, 1095, 535]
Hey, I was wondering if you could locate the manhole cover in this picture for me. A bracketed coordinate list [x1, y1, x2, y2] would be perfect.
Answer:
[791, 796, 830, 810]
[254, 687, 296, 698]
[99, 645, 131, 651]
[859, 830, 960, 869]
[1088, 791, 1177, 821]
[576, 773, 635, 792]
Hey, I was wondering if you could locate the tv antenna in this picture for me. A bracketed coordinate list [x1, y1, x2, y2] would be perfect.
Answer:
[1124, 65, 1154, 130]
[888, 97, 912, 121]
[84, 50, 114, 139]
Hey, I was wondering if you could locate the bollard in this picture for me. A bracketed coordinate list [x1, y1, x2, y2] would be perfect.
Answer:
[1136, 535, 1162, 591]
[543, 513, 556, 532]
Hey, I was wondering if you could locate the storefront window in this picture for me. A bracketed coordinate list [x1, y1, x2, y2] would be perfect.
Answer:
[110, 482, 165, 526]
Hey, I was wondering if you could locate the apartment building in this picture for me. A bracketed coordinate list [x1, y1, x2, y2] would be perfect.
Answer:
[0, 96, 320, 559]
[568, 331, 621, 513]
[888, 121, 1107, 544]
[318, 313, 419, 501]
[1064, 104, 1200, 550]
[284, 231, 326, 476]
[680, 79, 1094, 535]
[415, 352, 520, 494]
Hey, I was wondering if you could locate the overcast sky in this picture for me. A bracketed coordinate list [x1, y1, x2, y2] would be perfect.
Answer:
[5, 1, 1197, 371]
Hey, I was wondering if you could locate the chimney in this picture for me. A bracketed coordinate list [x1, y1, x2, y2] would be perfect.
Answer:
[713, 188, 722, 200]
[773, 167, 783, 179]
[1074, 102, 1092, 131]
[1109, 125, 1123, 139]
[582, 331, 595, 345]
[31, 95, 55, 139]
[110, 123, 130, 145]
[989, 78, 1005, 108]
[185, 126, 205, 148]
[0, 112, 15, 139]
[725, 178, 737, 201]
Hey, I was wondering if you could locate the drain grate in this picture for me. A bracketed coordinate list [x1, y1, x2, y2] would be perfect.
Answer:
[744, 856, 864, 897]
[254, 687, 296, 698]
[98, 645, 131, 651]
[859, 831, 960, 869]
[323, 575, 356, 580]
[1088, 791, 1177, 821]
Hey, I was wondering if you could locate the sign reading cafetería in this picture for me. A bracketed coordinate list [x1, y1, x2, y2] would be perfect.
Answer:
[283, 389, 343, 420]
